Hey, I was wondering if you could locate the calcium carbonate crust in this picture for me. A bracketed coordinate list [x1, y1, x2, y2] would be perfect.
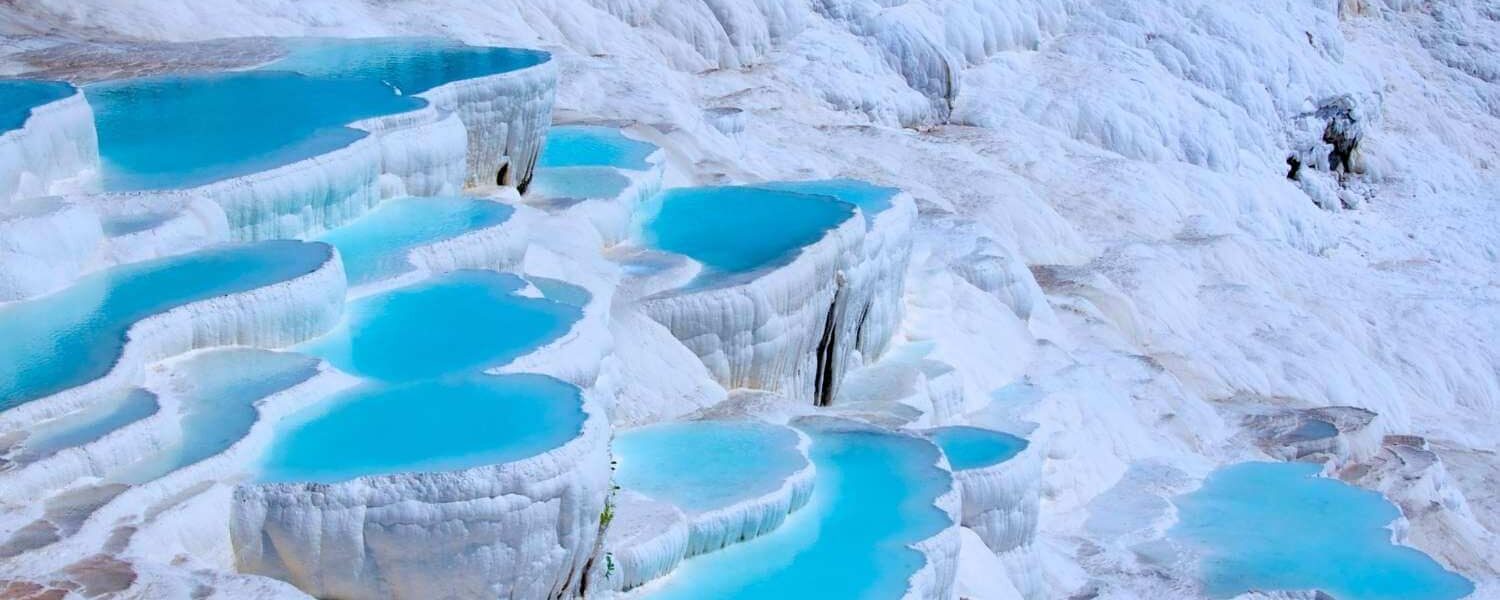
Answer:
[230, 386, 611, 600]
[0, 86, 100, 206]
[638, 191, 915, 406]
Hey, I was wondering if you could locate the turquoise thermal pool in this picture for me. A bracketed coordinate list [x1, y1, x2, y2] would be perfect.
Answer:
[315, 196, 515, 286]
[538, 125, 657, 170]
[0, 240, 331, 411]
[613, 421, 807, 513]
[752, 179, 898, 226]
[258, 374, 584, 483]
[530, 167, 634, 201]
[87, 38, 545, 191]
[929, 426, 1028, 471]
[109, 349, 319, 485]
[641, 185, 855, 278]
[6, 389, 157, 465]
[262, 269, 587, 484]
[644, 424, 952, 599]
[298, 270, 580, 382]
[0, 79, 74, 133]
[1170, 461, 1474, 600]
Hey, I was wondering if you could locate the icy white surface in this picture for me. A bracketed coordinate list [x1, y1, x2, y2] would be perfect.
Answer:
[0, 86, 99, 205]
[948, 435, 1042, 556]
[3, 0, 1500, 596]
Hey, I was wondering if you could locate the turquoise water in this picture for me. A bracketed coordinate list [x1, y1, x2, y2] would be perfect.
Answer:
[929, 426, 1027, 471]
[9, 389, 157, 464]
[0, 80, 74, 133]
[614, 421, 807, 513]
[264, 269, 585, 484]
[537, 125, 656, 170]
[316, 196, 514, 285]
[530, 167, 633, 200]
[299, 270, 580, 382]
[751, 179, 897, 226]
[88, 39, 544, 191]
[259, 373, 584, 483]
[645, 424, 952, 599]
[110, 349, 319, 485]
[642, 186, 854, 277]
[0, 241, 330, 411]
[1170, 462, 1474, 600]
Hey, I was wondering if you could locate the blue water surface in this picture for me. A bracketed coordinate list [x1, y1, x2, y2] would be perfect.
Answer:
[258, 373, 584, 484]
[752, 179, 897, 226]
[614, 421, 807, 513]
[87, 38, 544, 191]
[298, 270, 579, 382]
[530, 167, 634, 200]
[0, 240, 331, 411]
[642, 186, 854, 279]
[537, 125, 657, 170]
[316, 196, 514, 286]
[0, 80, 74, 134]
[1170, 461, 1474, 600]
[110, 349, 319, 485]
[929, 426, 1027, 471]
[645, 424, 952, 599]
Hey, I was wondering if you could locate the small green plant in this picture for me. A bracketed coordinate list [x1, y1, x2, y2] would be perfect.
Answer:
[604, 553, 616, 579]
[600, 497, 615, 529]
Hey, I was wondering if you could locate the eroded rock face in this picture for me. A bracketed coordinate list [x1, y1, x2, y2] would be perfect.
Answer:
[1243, 405, 1379, 465]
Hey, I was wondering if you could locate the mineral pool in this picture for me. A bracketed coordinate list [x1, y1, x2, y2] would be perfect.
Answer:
[1170, 461, 1474, 600]
[6, 389, 157, 465]
[109, 349, 319, 485]
[751, 179, 898, 226]
[0, 79, 74, 133]
[644, 423, 952, 599]
[263, 268, 585, 483]
[642, 185, 855, 281]
[929, 426, 1028, 471]
[87, 38, 544, 191]
[529, 167, 634, 201]
[315, 196, 515, 286]
[0, 240, 331, 410]
[614, 421, 807, 514]
[298, 270, 580, 382]
[258, 373, 584, 484]
[538, 125, 657, 170]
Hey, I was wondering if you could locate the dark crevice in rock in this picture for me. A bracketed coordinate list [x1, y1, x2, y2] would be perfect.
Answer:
[813, 285, 845, 408]
[1286, 154, 1302, 180]
[496, 160, 510, 188]
[853, 302, 872, 354]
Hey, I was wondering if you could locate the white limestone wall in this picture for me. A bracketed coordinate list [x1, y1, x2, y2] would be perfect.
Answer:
[421, 57, 558, 190]
[230, 390, 612, 600]
[838, 192, 917, 377]
[951, 441, 1042, 554]
[0, 88, 100, 206]
[585, 491, 690, 594]
[0, 245, 346, 432]
[638, 213, 865, 404]
[0, 197, 104, 302]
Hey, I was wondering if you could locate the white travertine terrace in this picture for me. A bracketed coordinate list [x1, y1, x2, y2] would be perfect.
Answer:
[0, 85, 100, 206]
